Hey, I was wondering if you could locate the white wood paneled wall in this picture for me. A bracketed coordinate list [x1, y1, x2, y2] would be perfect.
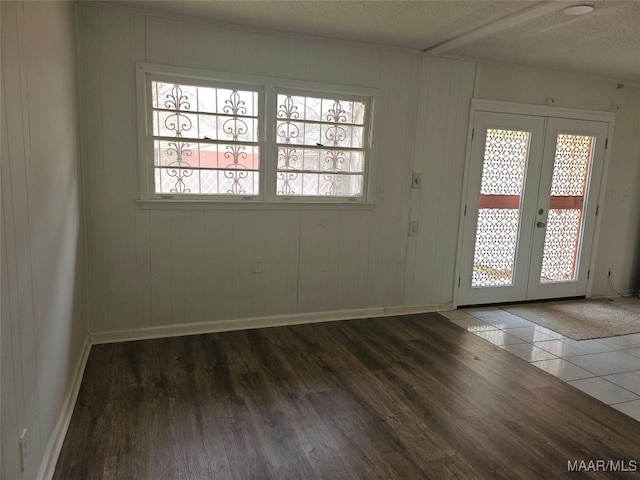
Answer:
[1, 2, 88, 478]
[405, 57, 477, 306]
[79, 4, 477, 334]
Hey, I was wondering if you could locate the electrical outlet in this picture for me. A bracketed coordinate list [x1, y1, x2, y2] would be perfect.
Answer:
[408, 221, 419, 236]
[19, 429, 27, 472]
[252, 257, 265, 273]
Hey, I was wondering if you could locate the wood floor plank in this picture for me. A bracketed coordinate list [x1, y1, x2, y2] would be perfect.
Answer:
[54, 313, 640, 479]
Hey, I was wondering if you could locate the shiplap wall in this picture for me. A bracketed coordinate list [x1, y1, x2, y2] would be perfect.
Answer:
[78, 3, 640, 337]
[475, 62, 640, 296]
[405, 58, 477, 306]
[79, 3, 476, 334]
[1, 2, 87, 478]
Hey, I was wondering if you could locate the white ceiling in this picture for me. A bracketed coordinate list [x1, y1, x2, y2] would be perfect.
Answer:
[109, 0, 640, 82]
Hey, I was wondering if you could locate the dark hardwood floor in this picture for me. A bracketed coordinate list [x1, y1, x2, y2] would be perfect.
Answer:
[54, 313, 640, 479]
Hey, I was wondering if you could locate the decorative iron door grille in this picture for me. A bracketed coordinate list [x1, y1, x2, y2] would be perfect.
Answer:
[458, 111, 609, 306]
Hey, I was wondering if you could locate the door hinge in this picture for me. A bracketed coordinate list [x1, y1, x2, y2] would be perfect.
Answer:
[605, 138, 609, 149]
[596, 205, 599, 216]
[471, 129, 475, 141]
[464, 204, 467, 216]
[458, 277, 461, 288]
[587, 269, 591, 280]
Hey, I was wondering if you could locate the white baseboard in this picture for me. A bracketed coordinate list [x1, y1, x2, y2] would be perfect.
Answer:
[90, 303, 454, 344]
[36, 335, 92, 480]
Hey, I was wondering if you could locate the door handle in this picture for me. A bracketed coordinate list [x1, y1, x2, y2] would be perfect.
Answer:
[536, 221, 546, 228]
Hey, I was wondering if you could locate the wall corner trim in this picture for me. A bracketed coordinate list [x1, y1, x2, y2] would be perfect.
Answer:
[36, 336, 92, 480]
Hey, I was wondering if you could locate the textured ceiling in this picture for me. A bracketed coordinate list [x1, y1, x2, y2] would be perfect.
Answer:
[107, 0, 640, 82]
[110, 1, 537, 48]
[449, 1, 640, 82]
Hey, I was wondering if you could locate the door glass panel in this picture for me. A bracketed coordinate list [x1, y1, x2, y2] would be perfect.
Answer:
[540, 134, 594, 283]
[472, 129, 531, 287]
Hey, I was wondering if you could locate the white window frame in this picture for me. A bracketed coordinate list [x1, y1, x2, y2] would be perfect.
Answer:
[136, 63, 378, 206]
[273, 87, 373, 202]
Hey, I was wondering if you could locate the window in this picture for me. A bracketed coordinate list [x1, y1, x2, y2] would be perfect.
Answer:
[137, 64, 375, 204]
[275, 92, 368, 197]
[150, 80, 261, 196]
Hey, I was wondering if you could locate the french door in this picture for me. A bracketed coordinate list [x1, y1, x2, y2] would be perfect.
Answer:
[458, 112, 608, 306]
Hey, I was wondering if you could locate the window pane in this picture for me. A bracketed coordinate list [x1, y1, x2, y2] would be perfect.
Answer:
[472, 129, 531, 287]
[549, 134, 592, 196]
[319, 123, 364, 148]
[150, 80, 260, 197]
[472, 208, 521, 287]
[540, 209, 583, 283]
[274, 92, 369, 198]
[154, 111, 197, 138]
[154, 141, 259, 169]
[155, 168, 260, 196]
[155, 166, 200, 194]
[155, 167, 259, 196]
[217, 170, 260, 196]
[276, 121, 363, 148]
[276, 94, 365, 125]
[153, 141, 259, 195]
[481, 129, 529, 195]
[152, 82, 259, 117]
[154, 111, 258, 142]
[540, 134, 595, 283]
[277, 172, 363, 197]
[277, 147, 364, 172]
[153, 82, 197, 111]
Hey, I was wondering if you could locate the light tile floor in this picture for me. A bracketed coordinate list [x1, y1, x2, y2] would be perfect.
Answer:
[441, 305, 640, 423]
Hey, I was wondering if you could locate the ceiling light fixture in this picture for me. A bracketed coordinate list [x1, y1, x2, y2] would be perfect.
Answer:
[563, 5, 595, 15]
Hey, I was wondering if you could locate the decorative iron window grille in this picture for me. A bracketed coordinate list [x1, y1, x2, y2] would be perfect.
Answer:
[150, 81, 260, 196]
[275, 93, 369, 198]
[139, 64, 375, 203]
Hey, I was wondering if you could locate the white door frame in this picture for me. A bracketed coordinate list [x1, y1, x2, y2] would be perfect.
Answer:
[453, 99, 615, 307]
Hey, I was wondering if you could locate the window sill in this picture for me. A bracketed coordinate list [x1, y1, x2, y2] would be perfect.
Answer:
[137, 199, 377, 211]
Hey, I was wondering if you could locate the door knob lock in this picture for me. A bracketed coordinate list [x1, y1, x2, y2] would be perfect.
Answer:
[536, 221, 546, 228]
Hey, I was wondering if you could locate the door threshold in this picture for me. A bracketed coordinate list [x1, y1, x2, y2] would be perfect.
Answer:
[460, 295, 586, 309]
